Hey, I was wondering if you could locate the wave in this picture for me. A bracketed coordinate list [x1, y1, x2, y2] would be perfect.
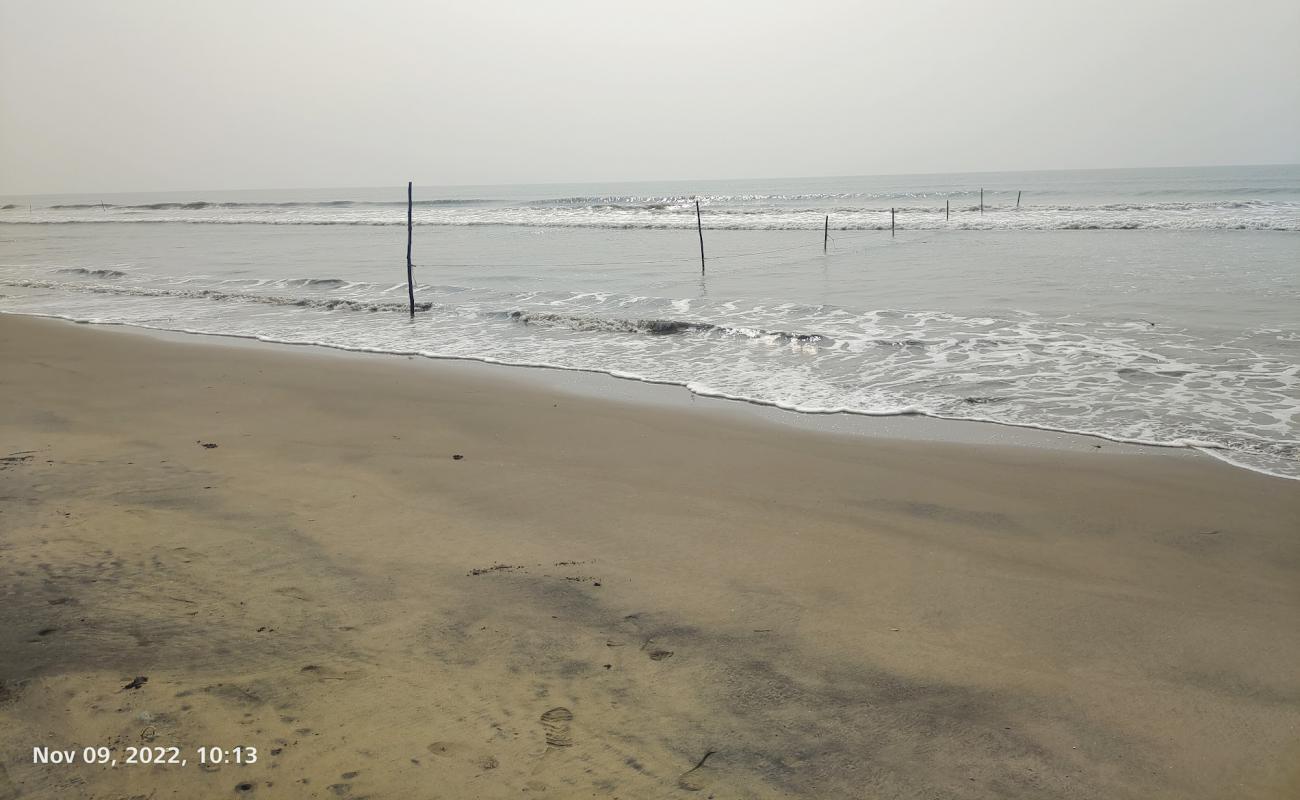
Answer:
[8, 217, 1298, 231]
[38, 195, 1300, 212]
[4, 279, 432, 313]
[58, 267, 126, 278]
[524, 192, 876, 207]
[285, 278, 348, 288]
[12, 196, 1299, 231]
[47, 198, 496, 210]
[502, 310, 833, 345]
[1130, 186, 1300, 197]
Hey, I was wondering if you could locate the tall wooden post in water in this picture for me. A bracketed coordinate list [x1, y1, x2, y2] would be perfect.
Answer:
[1016, 190, 1022, 208]
[406, 181, 415, 317]
[980, 188, 984, 214]
[696, 200, 705, 274]
[946, 199, 950, 221]
[824, 215, 829, 253]
[891, 208, 896, 237]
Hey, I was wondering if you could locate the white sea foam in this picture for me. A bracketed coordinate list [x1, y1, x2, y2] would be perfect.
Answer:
[4, 191, 1298, 231]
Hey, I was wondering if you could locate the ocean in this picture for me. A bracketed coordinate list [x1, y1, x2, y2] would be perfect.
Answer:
[2, 165, 1297, 479]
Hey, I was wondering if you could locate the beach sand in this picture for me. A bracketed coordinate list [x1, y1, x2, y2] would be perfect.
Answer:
[1, 313, 1297, 799]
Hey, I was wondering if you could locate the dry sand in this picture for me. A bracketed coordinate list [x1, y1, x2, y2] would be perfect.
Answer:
[1, 313, 1297, 799]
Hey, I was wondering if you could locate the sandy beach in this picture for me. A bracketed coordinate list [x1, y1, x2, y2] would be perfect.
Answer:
[1, 313, 1297, 799]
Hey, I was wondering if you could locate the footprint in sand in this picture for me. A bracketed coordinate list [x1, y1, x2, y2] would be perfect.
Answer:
[539, 707, 574, 748]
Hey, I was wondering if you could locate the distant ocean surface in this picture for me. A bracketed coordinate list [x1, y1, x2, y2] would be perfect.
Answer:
[2, 166, 1298, 478]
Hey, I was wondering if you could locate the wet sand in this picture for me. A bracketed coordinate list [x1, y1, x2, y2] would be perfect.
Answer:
[1, 313, 1297, 799]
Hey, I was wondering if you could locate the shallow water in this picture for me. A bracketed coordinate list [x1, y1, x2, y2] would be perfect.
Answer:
[2, 166, 1298, 478]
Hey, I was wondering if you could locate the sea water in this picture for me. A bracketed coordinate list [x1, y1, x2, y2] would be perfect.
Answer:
[2, 165, 1297, 478]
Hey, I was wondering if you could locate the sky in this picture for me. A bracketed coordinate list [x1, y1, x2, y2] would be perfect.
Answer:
[1, 0, 1298, 194]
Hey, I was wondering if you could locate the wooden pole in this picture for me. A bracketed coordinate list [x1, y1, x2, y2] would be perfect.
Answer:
[406, 181, 415, 317]
[696, 199, 705, 274]
[823, 215, 829, 253]
[980, 188, 984, 214]
[1016, 190, 1022, 208]
[946, 199, 950, 221]
[891, 207, 895, 237]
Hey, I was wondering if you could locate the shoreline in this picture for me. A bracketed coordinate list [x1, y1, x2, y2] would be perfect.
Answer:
[2, 312, 1297, 799]
[1, 310, 1240, 473]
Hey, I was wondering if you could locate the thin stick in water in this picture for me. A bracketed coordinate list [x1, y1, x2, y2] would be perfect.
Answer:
[891, 207, 896, 237]
[980, 188, 984, 214]
[824, 214, 829, 253]
[946, 199, 950, 221]
[696, 199, 705, 274]
[1016, 190, 1022, 208]
[406, 181, 415, 317]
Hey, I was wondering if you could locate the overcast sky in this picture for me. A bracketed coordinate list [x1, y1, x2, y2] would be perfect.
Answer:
[2, 0, 1297, 194]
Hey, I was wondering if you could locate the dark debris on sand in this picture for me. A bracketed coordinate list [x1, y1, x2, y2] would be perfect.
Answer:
[468, 564, 522, 576]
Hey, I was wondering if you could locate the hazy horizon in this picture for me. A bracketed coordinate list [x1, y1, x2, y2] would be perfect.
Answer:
[3, 0, 1298, 195]
[2, 162, 1299, 200]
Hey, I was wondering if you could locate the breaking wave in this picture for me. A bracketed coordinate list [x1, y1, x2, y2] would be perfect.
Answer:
[8, 182, 1294, 232]
[47, 199, 495, 210]
[8, 201, 1297, 231]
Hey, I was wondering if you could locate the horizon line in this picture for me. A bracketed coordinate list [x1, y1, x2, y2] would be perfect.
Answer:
[3, 162, 1297, 199]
